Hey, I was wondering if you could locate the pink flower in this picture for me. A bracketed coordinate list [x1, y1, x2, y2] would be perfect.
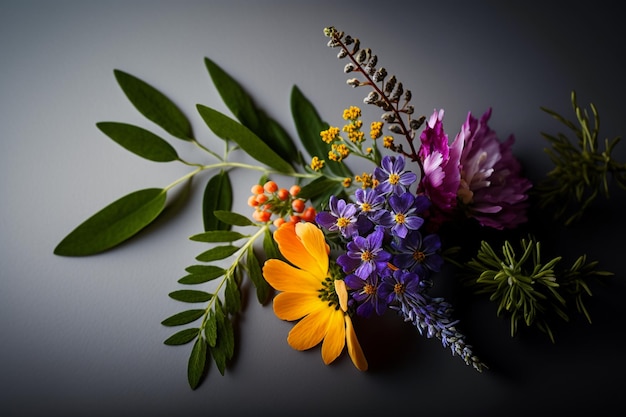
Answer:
[456, 108, 532, 229]
[417, 109, 462, 228]
[417, 108, 532, 230]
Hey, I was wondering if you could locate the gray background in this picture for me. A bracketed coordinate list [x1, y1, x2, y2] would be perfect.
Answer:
[2, 1, 625, 416]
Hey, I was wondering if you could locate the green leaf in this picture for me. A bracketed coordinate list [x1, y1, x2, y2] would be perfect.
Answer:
[114, 69, 193, 141]
[202, 171, 233, 232]
[169, 290, 213, 303]
[161, 309, 205, 326]
[262, 227, 281, 261]
[196, 104, 294, 173]
[205, 310, 218, 347]
[189, 230, 247, 243]
[290, 85, 352, 178]
[178, 265, 226, 284]
[297, 176, 340, 200]
[164, 328, 199, 346]
[54, 188, 167, 256]
[209, 302, 234, 375]
[188, 337, 208, 389]
[213, 210, 254, 227]
[224, 277, 241, 314]
[96, 122, 179, 162]
[247, 246, 272, 304]
[204, 57, 298, 164]
[195, 245, 240, 262]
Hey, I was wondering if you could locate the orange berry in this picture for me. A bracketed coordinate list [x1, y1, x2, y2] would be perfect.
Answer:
[277, 188, 289, 201]
[263, 180, 278, 193]
[247, 195, 259, 207]
[289, 185, 301, 196]
[253, 209, 271, 223]
[273, 218, 286, 228]
[291, 199, 305, 213]
[302, 206, 316, 222]
[289, 215, 302, 223]
[251, 184, 264, 195]
[255, 193, 268, 204]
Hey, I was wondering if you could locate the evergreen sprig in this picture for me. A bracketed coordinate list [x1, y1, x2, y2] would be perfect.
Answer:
[463, 236, 612, 342]
[535, 91, 626, 225]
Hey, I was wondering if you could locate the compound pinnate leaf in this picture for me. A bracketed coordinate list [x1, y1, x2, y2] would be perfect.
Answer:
[54, 188, 167, 256]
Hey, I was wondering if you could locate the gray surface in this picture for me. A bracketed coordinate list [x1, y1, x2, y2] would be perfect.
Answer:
[2, 1, 625, 416]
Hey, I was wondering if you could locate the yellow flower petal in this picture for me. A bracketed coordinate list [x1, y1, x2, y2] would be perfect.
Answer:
[334, 279, 348, 312]
[286, 308, 333, 351]
[295, 222, 330, 278]
[263, 259, 321, 293]
[273, 291, 323, 321]
[345, 315, 368, 371]
[321, 309, 346, 365]
[273, 222, 328, 279]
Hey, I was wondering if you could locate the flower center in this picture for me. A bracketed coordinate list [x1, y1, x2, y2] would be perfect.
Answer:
[361, 250, 374, 261]
[336, 217, 350, 228]
[318, 261, 343, 310]
[363, 283, 376, 295]
[394, 213, 406, 224]
[388, 173, 400, 185]
[413, 251, 425, 262]
[361, 202, 371, 212]
[393, 282, 405, 294]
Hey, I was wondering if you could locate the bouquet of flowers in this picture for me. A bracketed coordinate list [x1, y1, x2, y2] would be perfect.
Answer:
[54, 26, 625, 389]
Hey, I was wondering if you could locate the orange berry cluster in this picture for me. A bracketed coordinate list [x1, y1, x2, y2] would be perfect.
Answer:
[248, 180, 316, 227]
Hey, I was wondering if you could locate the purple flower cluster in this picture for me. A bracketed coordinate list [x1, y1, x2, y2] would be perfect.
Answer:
[316, 155, 443, 319]
[316, 155, 486, 372]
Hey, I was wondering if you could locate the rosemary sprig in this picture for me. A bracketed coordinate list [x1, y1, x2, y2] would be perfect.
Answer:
[463, 236, 612, 342]
[535, 91, 626, 225]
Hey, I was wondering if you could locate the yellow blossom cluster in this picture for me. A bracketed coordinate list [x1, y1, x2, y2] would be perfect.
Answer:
[310, 156, 325, 171]
[354, 172, 377, 189]
[320, 126, 340, 144]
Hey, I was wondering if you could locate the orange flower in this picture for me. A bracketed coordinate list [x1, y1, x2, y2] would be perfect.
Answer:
[262, 222, 368, 370]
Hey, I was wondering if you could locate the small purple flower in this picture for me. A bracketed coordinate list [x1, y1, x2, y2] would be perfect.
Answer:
[388, 193, 424, 239]
[391, 230, 443, 277]
[374, 155, 417, 195]
[344, 272, 389, 318]
[337, 229, 391, 278]
[379, 268, 425, 304]
[354, 188, 386, 219]
[315, 195, 360, 238]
